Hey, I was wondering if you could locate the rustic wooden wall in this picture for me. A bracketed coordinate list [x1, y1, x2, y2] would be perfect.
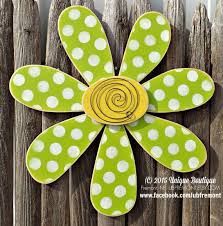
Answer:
[0, 0, 222, 225]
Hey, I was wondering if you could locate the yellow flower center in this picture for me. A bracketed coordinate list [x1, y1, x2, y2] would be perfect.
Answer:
[83, 77, 149, 125]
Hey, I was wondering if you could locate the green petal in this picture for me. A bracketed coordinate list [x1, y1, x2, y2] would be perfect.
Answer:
[10, 65, 87, 112]
[26, 115, 103, 184]
[119, 12, 171, 82]
[143, 68, 215, 113]
[90, 125, 137, 217]
[58, 6, 114, 85]
[126, 114, 207, 173]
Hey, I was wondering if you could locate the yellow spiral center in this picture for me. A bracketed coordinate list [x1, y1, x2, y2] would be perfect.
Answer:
[83, 77, 149, 125]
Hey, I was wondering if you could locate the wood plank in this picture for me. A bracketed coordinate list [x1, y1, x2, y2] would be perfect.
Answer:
[210, 0, 223, 225]
[182, 4, 211, 226]
[0, 0, 13, 225]
[97, 0, 129, 225]
[41, 1, 71, 226]
[156, 1, 185, 226]
[128, 1, 157, 226]
[13, 0, 42, 225]
[68, 1, 99, 226]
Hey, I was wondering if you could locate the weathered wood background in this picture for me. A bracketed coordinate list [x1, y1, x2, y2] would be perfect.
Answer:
[0, 0, 222, 225]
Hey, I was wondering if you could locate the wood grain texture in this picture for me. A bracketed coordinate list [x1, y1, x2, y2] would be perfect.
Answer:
[211, 0, 223, 225]
[182, 4, 211, 226]
[0, 0, 13, 225]
[156, 1, 185, 226]
[68, 1, 98, 226]
[128, 1, 156, 226]
[13, 0, 42, 225]
[41, 1, 71, 226]
[97, 0, 129, 225]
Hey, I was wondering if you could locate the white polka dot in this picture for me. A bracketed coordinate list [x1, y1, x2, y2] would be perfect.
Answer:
[144, 115, 155, 123]
[28, 67, 40, 78]
[133, 132, 142, 142]
[168, 99, 180, 111]
[109, 125, 120, 133]
[114, 185, 126, 198]
[106, 146, 118, 159]
[133, 56, 144, 67]
[47, 161, 59, 173]
[187, 70, 198, 82]
[128, 174, 136, 186]
[144, 35, 156, 46]
[13, 74, 25, 86]
[44, 178, 54, 184]
[202, 80, 213, 92]
[185, 140, 196, 152]
[71, 103, 83, 111]
[95, 158, 104, 170]
[74, 115, 86, 123]
[53, 125, 65, 137]
[72, 48, 84, 60]
[69, 9, 80, 20]
[62, 88, 74, 100]
[143, 81, 151, 90]
[117, 160, 129, 173]
[46, 96, 58, 108]
[101, 134, 107, 144]
[71, 129, 83, 140]
[125, 199, 135, 210]
[62, 42, 67, 49]
[171, 160, 183, 171]
[149, 51, 161, 63]
[163, 75, 175, 87]
[140, 18, 151, 30]
[151, 146, 163, 158]
[91, 183, 102, 195]
[78, 31, 90, 43]
[148, 104, 156, 111]
[88, 131, 97, 141]
[121, 62, 127, 72]
[129, 40, 139, 51]
[148, 129, 159, 140]
[68, 146, 80, 158]
[22, 90, 34, 102]
[32, 140, 44, 152]
[120, 135, 129, 147]
[95, 38, 107, 50]
[128, 120, 139, 127]
[188, 157, 200, 169]
[53, 72, 65, 85]
[137, 73, 147, 81]
[154, 89, 166, 101]
[178, 84, 189, 96]
[192, 94, 204, 106]
[112, 211, 122, 216]
[83, 71, 93, 82]
[161, 30, 170, 42]
[38, 81, 49, 93]
[88, 55, 100, 66]
[168, 143, 179, 155]
[32, 105, 42, 110]
[62, 25, 74, 36]
[104, 62, 113, 73]
[103, 172, 115, 184]
[85, 15, 97, 27]
[29, 158, 41, 170]
[100, 197, 112, 209]
[165, 126, 176, 138]
[50, 143, 62, 155]
[181, 127, 190, 135]
[64, 163, 72, 171]
[77, 83, 88, 92]
[156, 15, 166, 25]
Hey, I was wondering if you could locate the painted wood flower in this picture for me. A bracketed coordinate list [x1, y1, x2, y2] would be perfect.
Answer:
[10, 6, 214, 217]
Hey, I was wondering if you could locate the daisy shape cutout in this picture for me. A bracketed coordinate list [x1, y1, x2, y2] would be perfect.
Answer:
[9, 6, 215, 217]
